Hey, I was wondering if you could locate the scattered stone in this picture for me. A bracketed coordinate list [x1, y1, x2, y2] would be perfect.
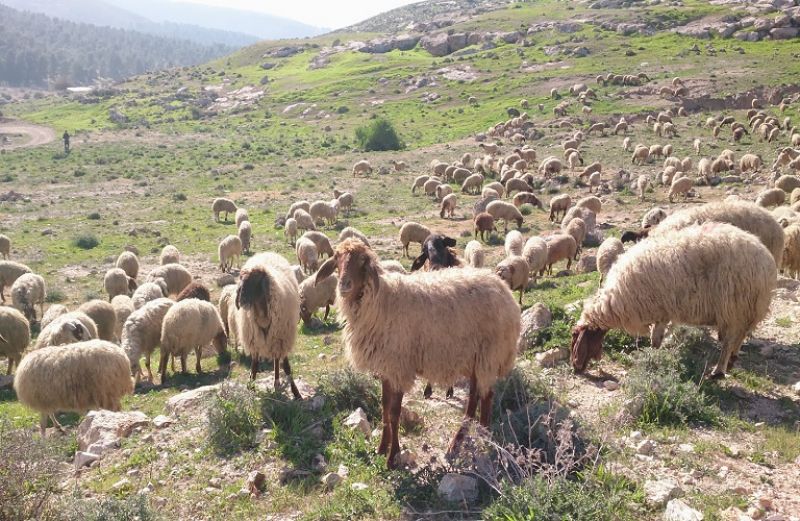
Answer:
[518, 302, 553, 351]
[400, 407, 423, 430]
[351, 482, 368, 491]
[576, 254, 597, 273]
[139, 483, 155, 495]
[678, 444, 695, 453]
[153, 415, 173, 428]
[246, 471, 266, 495]
[208, 477, 222, 489]
[644, 478, 683, 506]
[344, 408, 371, 436]
[321, 472, 342, 491]
[438, 473, 478, 503]
[604, 380, 620, 391]
[397, 449, 417, 467]
[792, 381, 800, 395]
[536, 347, 569, 367]
[664, 499, 704, 521]
[216, 273, 237, 287]
[112, 478, 131, 491]
[637, 439, 656, 455]
[0, 374, 13, 390]
[77, 410, 151, 456]
[165, 384, 220, 417]
[629, 431, 644, 442]
[758, 496, 774, 510]
[74, 451, 100, 469]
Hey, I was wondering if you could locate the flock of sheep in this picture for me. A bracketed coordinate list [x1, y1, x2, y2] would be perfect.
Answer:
[3, 81, 800, 470]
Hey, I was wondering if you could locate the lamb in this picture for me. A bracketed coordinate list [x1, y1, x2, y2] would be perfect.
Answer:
[668, 176, 694, 203]
[0, 234, 9, 259]
[218, 235, 243, 272]
[487, 200, 524, 232]
[339, 227, 371, 247]
[11, 273, 45, 322]
[0, 307, 29, 374]
[622, 137, 632, 152]
[399, 222, 431, 257]
[314, 239, 519, 468]
[621, 229, 651, 243]
[115, 251, 139, 279]
[334, 190, 354, 216]
[79, 299, 117, 342]
[390, 159, 408, 172]
[104, 268, 137, 300]
[504, 230, 524, 256]
[40, 304, 67, 330]
[301, 231, 334, 258]
[132, 280, 167, 309]
[461, 173, 484, 195]
[160, 245, 180, 265]
[549, 194, 572, 222]
[212, 197, 237, 222]
[575, 196, 601, 215]
[122, 298, 175, 381]
[284, 218, 298, 245]
[542, 234, 577, 275]
[642, 207, 667, 228]
[293, 209, 316, 232]
[352, 159, 372, 177]
[0, 261, 32, 303]
[14, 339, 134, 435]
[235, 208, 249, 228]
[636, 175, 650, 201]
[650, 200, 785, 265]
[235, 252, 302, 397]
[435, 184, 454, 202]
[34, 311, 97, 349]
[286, 201, 310, 220]
[411, 235, 461, 272]
[571, 223, 775, 377]
[596, 237, 625, 284]
[495, 255, 530, 305]
[474, 212, 496, 241]
[631, 145, 649, 165]
[146, 264, 193, 296]
[159, 299, 227, 383]
[176, 282, 211, 302]
[411, 175, 430, 194]
[522, 237, 548, 283]
[538, 157, 564, 177]
[111, 295, 134, 344]
[439, 193, 457, 219]
[755, 188, 786, 208]
[464, 240, 485, 268]
[299, 273, 337, 325]
[236, 221, 252, 255]
[512, 193, 542, 210]
[296, 237, 320, 274]
[310, 200, 338, 226]
[740, 153, 763, 173]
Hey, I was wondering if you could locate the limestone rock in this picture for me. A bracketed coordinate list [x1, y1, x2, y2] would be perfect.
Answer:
[438, 473, 478, 503]
[164, 384, 220, 417]
[536, 348, 569, 367]
[77, 410, 150, 453]
[664, 499, 704, 521]
[644, 478, 683, 507]
[518, 302, 553, 350]
[344, 408, 371, 436]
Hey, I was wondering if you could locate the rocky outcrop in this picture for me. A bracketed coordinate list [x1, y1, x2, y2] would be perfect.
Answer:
[360, 34, 421, 54]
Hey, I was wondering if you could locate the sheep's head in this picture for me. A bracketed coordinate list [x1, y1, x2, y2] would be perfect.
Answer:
[494, 262, 515, 287]
[570, 324, 607, 372]
[127, 276, 138, 293]
[411, 234, 458, 272]
[315, 239, 382, 301]
[213, 330, 228, 355]
[236, 266, 271, 315]
[64, 319, 90, 342]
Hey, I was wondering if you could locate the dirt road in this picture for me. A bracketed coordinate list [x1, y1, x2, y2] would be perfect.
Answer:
[0, 120, 56, 149]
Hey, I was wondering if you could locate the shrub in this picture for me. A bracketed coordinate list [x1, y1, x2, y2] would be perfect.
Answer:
[87, 212, 101, 220]
[54, 493, 159, 521]
[355, 118, 403, 152]
[316, 368, 381, 419]
[207, 381, 260, 455]
[172, 192, 187, 202]
[45, 288, 66, 303]
[73, 234, 99, 250]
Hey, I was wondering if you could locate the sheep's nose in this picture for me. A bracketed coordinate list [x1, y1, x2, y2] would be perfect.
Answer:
[339, 279, 353, 294]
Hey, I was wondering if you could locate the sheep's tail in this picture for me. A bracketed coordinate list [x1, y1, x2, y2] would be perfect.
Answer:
[236, 267, 270, 316]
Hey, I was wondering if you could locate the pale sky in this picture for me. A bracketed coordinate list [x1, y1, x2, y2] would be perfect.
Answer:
[179, 0, 420, 29]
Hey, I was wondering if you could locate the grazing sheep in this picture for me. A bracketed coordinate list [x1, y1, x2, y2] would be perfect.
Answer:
[505, 178, 532, 198]
[0, 261, 31, 303]
[539, 157, 564, 177]
[504, 230, 524, 256]
[339, 227, 370, 247]
[79, 300, 117, 342]
[381, 260, 407, 274]
[440, 193, 457, 219]
[390, 159, 408, 172]
[411, 235, 461, 272]
[693, 138, 701, 155]
[122, 298, 175, 381]
[237, 220, 252, 254]
[756, 188, 786, 208]
[299, 273, 337, 325]
[104, 268, 137, 301]
[740, 153, 763, 173]
[487, 200, 523, 232]
[575, 196, 601, 215]
[776, 175, 800, 193]
[596, 237, 625, 284]
[352, 159, 372, 177]
[622, 137, 632, 152]
[0, 307, 29, 374]
[40, 304, 67, 331]
[301, 231, 334, 259]
[285, 218, 298, 245]
[461, 173, 484, 195]
[111, 295, 134, 344]
[642, 207, 667, 228]
[411, 175, 430, 194]
[212, 198, 237, 222]
[0, 234, 9, 259]
[464, 240, 485, 268]
[236, 253, 302, 397]
[399, 222, 431, 257]
[218, 235, 243, 272]
[474, 212, 496, 241]
[310, 200, 338, 226]
[176, 282, 211, 302]
[234, 208, 249, 228]
[314, 240, 519, 468]
[436, 184, 454, 202]
[34, 311, 97, 349]
[522, 237, 548, 282]
[668, 176, 694, 203]
[542, 234, 578, 275]
[495, 255, 530, 305]
[14, 340, 134, 435]
[483, 182, 504, 198]
[636, 175, 650, 201]
[286, 201, 311, 220]
[293, 209, 316, 232]
[571, 223, 775, 377]
[781, 225, 800, 278]
[11, 273, 45, 322]
[631, 145, 649, 165]
[132, 280, 167, 310]
[115, 251, 139, 280]
[296, 237, 320, 274]
[563, 218, 586, 256]
[549, 194, 572, 222]
[334, 190, 354, 216]
[160, 245, 180, 265]
[146, 264, 193, 296]
[159, 299, 227, 383]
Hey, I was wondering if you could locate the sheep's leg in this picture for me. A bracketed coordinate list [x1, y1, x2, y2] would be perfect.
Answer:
[387, 389, 403, 469]
[50, 414, 65, 434]
[650, 323, 668, 348]
[518, 288, 523, 306]
[180, 353, 188, 374]
[195, 347, 202, 374]
[323, 304, 330, 321]
[378, 380, 392, 456]
[145, 355, 153, 381]
[171, 355, 175, 372]
[478, 389, 494, 427]
[447, 374, 479, 457]
[6, 359, 11, 375]
[724, 330, 748, 372]
[39, 413, 49, 436]
[423, 383, 433, 399]
[158, 351, 169, 385]
[282, 358, 302, 400]
[712, 330, 746, 377]
[273, 358, 281, 391]
[250, 355, 259, 380]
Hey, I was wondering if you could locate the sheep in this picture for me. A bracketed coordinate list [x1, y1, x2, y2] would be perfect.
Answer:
[0, 307, 29, 374]
[286, 201, 311, 220]
[513, 192, 543, 209]
[423, 179, 442, 197]
[681, 156, 692, 173]
[218, 235, 243, 272]
[621, 229, 651, 243]
[440, 193, 457, 219]
[756, 188, 786, 208]
[212, 197, 237, 222]
[299, 231, 333, 259]
[505, 178, 532, 198]
[650, 200, 785, 265]
[504, 230, 524, 257]
[381, 260, 407, 274]
[160, 245, 180, 265]
[159, 299, 227, 383]
[792, 188, 800, 205]
[495, 255, 530, 305]
[176, 282, 211, 302]
[622, 137, 632, 152]
[776, 175, 800, 193]
[411, 235, 461, 272]
[483, 181, 504, 198]
[235, 252, 302, 397]
[14, 340, 134, 435]
[313, 239, 519, 468]
[111, 295, 134, 344]
[0, 261, 31, 303]
[399, 222, 431, 257]
[538, 157, 564, 177]
[693, 139, 701, 155]
[648, 145, 664, 161]
[522, 237, 548, 282]
[596, 237, 625, 284]
[339, 227, 371, 247]
[34, 311, 97, 349]
[436, 184, 454, 201]
[334, 190, 354, 216]
[642, 207, 667, 228]
[542, 234, 578, 275]
[115, 251, 139, 280]
[234, 208, 249, 228]
[79, 300, 117, 342]
[10, 273, 45, 322]
[549, 194, 572, 222]
[668, 176, 694, 203]
[104, 268, 137, 301]
[299, 272, 337, 325]
[290, 209, 317, 235]
[411, 175, 430, 194]
[0, 234, 9, 259]
[390, 159, 408, 172]
[571, 223, 775, 377]
[575, 196, 601, 215]
[461, 173, 484, 195]
[132, 280, 167, 310]
[563, 218, 586, 256]
[636, 175, 650, 201]
[352, 159, 372, 177]
[122, 298, 175, 381]
[781, 224, 800, 278]
[464, 240, 485, 268]
[740, 153, 763, 173]
[296, 237, 320, 274]
[285, 218, 298, 245]
[146, 264, 193, 296]
[310, 200, 338, 226]
[40, 304, 67, 331]
[631, 145, 649, 165]
[474, 212, 496, 241]
[487, 200, 523, 232]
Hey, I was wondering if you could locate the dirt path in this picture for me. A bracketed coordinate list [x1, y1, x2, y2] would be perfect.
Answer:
[0, 120, 56, 149]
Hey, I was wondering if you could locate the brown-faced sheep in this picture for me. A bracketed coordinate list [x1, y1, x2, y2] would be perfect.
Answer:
[34, 311, 97, 349]
[146, 264, 193, 296]
[176, 282, 211, 302]
[474, 212, 496, 241]
[495, 255, 530, 305]
[513, 192, 543, 209]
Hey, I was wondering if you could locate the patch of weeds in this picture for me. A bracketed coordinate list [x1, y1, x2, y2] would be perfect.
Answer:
[45, 288, 66, 303]
[53, 493, 159, 521]
[87, 212, 101, 220]
[754, 425, 800, 463]
[207, 381, 260, 455]
[522, 306, 575, 353]
[73, 234, 99, 250]
[774, 316, 792, 328]
[261, 390, 324, 467]
[172, 192, 187, 202]
[316, 368, 381, 419]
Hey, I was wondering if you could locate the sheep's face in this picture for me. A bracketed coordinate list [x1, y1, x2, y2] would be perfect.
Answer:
[213, 331, 228, 355]
[316, 239, 381, 301]
[495, 264, 514, 287]
[299, 303, 312, 325]
[570, 325, 607, 372]
[411, 235, 457, 272]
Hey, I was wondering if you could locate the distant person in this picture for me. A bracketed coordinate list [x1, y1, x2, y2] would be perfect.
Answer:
[62, 130, 70, 153]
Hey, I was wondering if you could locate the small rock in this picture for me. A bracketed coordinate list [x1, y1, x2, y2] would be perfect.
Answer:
[112, 478, 131, 491]
[603, 380, 620, 391]
[351, 482, 368, 491]
[397, 449, 417, 467]
[518, 302, 553, 350]
[216, 273, 237, 287]
[792, 381, 800, 395]
[400, 407, 423, 430]
[321, 472, 342, 490]
[644, 478, 683, 506]
[664, 498, 704, 521]
[344, 408, 371, 436]
[77, 410, 151, 455]
[208, 477, 222, 489]
[74, 451, 100, 469]
[312, 454, 327, 472]
[759, 345, 774, 357]
[153, 415, 173, 428]
[336, 464, 349, 478]
[758, 497, 774, 510]
[152, 497, 167, 508]
[629, 430, 644, 442]
[437, 473, 478, 503]
[536, 347, 568, 367]
[678, 444, 695, 453]
[246, 470, 266, 495]
[139, 483, 155, 495]
[165, 384, 220, 417]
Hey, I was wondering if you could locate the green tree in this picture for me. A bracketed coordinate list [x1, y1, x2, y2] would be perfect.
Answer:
[355, 118, 403, 152]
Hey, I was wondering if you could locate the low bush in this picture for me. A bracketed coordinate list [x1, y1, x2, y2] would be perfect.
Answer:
[207, 381, 260, 455]
[355, 118, 403, 152]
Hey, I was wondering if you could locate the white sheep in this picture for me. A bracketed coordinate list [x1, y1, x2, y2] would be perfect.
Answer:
[111, 295, 134, 345]
[596, 237, 625, 283]
[146, 264, 193, 296]
[399, 222, 431, 257]
[79, 299, 117, 342]
[0, 234, 9, 259]
[486, 200, 523, 232]
[218, 235, 243, 272]
[131, 280, 167, 310]
[159, 299, 227, 383]
[286, 201, 310, 220]
[464, 240, 485, 268]
[310, 200, 338, 226]
[0, 261, 31, 303]
[668, 176, 694, 203]
[548, 194, 572, 222]
[284, 217, 298, 245]
[542, 234, 577, 275]
[0, 307, 29, 374]
[160, 245, 180, 265]
[212, 197, 237, 222]
[504, 230, 524, 256]
[122, 298, 176, 381]
[339, 227, 370, 247]
[301, 231, 334, 258]
[495, 255, 530, 305]
[352, 159, 372, 177]
[522, 237, 548, 282]
[641, 207, 667, 228]
[440, 193, 457, 219]
[11, 273, 45, 322]
[411, 175, 430, 194]
[293, 209, 316, 232]
[334, 190, 354, 216]
[636, 175, 650, 201]
[115, 251, 139, 280]
[296, 237, 319, 274]
[235, 208, 250, 228]
[34, 311, 97, 349]
[104, 267, 137, 301]
[238, 220, 252, 254]
[299, 273, 337, 325]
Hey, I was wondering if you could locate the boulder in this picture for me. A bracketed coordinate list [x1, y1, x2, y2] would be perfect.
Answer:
[664, 499, 704, 521]
[447, 33, 468, 53]
[438, 474, 478, 503]
[421, 33, 450, 57]
[770, 27, 799, 39]
[536, 347, 569, 367]
[165, 384, 220, 417]
[77, 410, 150, 454]
[518, 303, 553, 350]
[644, 478, 683, 507]
[344, 408, 371, 436]
[576, 254, 597, 274]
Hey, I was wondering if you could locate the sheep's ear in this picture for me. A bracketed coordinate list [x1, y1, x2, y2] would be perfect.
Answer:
[67, 321, 85, 341]
[315, 257, 337, 286]
[443, 236, 457, 248]
[410, 253, 427, 272]
[128, 277, 138, 291]
[0, 333, 7, 344]
[364, 255, 381, 290]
